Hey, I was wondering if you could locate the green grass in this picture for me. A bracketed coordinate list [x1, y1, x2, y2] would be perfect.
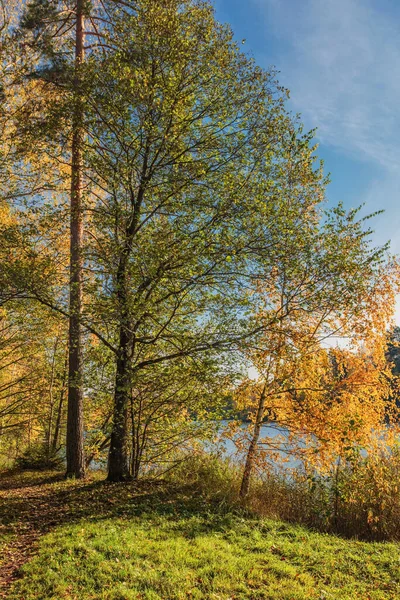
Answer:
[7, 490, 400, 600]
[0, 532, 14, 567]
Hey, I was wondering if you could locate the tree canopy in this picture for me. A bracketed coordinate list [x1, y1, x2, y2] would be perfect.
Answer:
[0, 0, 398, 485]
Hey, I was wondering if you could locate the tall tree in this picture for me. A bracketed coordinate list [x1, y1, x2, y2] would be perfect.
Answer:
[78, 0, 315, 480]
[66, 0, 85, 477]
[15, 0, 93, 476]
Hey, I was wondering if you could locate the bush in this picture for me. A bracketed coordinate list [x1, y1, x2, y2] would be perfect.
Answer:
[246, 453, 400, 540]
[334, 448, 400, 540]
[15, 443, 64, 471]
[167, 451, 242, 508]
[167, 448, 400, 541]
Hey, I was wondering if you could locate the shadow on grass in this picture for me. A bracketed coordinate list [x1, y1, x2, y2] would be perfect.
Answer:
[0, 469, 246, 540]
[0, 469, 65, 490]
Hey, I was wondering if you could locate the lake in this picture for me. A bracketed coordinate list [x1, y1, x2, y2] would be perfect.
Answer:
[211, 420, 304, 470]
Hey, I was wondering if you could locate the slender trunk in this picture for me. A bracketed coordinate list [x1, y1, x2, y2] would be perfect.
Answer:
[333, 456, 341, 530]
[52, 345, 68, 453]
[46, 333, 59, 458]
[130, 391, 137, 478]
[240, 382, 268, 499]
[66, 0, 85, 478]
[131, 390, 143, 480]
[46, 402, 54, 459]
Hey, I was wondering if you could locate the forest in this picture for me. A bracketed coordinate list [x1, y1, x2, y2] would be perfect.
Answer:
[0, 1, 400, 598]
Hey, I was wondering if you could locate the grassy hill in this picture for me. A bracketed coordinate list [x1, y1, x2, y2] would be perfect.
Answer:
[0, 471, 399, 600]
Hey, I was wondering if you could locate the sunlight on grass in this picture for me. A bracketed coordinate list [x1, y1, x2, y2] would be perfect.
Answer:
[9, 512, 400, 600]
[0, 532, 14, 567]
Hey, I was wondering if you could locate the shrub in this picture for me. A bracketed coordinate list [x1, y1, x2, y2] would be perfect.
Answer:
[15, 443, 64, 471]
[167, 448, 400, 540]
[168, 451, 242, 508]
[246, 452, 400, 540]
[334, 447, 400, 540]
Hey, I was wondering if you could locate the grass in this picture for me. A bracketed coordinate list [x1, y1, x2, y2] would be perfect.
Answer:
[9, 515, 400, 600]
[0, 532, 14, 568]
[1, 470, 400, 600]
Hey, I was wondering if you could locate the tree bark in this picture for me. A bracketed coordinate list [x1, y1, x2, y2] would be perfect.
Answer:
[107, 246, 134, 481]
[131, 392, 142, 481]
[46, 333, 59, 458]
[52, 345, 68, 453]
[106, 160, 148, 481]
[239, 382, 267, 499]
[66, 0, 85, 479]
[107, 321, 132, 481]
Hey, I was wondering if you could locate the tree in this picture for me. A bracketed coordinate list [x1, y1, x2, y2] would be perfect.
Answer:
[0, 201, 71, 464]
[17, 0, 89, 477]
[72, 0, 333, 480]
[1, 0, 396, 493]
[386, 326, 400, 373]
[235, 207, 399, 496]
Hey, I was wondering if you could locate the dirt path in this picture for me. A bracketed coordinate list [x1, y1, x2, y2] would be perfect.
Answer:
[0, 470, 160, 597]
[0, 472, 67, 596]
[0, 531, 39, 598]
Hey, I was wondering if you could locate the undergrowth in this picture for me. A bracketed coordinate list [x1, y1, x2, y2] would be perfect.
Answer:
[2, 451, 400, 599]
[169, 450, 400, 541]
[3, 470, 399, 600]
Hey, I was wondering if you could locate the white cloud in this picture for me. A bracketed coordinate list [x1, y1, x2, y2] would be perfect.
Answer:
[255, 0, 400, 172]
[250, 0, 400, 323]
[253, 0, 400, 322]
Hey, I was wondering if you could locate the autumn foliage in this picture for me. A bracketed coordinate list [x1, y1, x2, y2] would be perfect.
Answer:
[0, 0, 399, 539]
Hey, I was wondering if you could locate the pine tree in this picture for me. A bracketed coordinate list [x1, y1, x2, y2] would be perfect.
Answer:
[19, 0, 89, 477]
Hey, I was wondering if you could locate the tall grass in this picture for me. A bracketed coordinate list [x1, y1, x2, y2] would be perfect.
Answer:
[169, 448, 400, 541]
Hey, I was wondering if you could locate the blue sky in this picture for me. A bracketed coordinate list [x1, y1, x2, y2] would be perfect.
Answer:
[214, 0, 400, 320]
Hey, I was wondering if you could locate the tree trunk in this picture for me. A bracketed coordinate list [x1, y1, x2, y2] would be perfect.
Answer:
[130, 388, 144, 480]
[130, 391, 137, 479]
[52, 345, 68, 453]
[66, 0, 85, 479]
[107, 324, 132, 481]
[107, 251, 132, 481]
[106, 152, 148, 482]
[46, 333, 59, 458]
[240, 382, 267, 499]
[333, 456, 342, 530]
